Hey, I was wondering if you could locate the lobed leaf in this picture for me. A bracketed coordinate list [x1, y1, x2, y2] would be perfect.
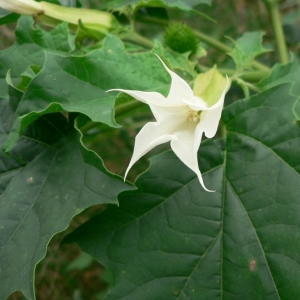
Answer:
[4, 35, 171, 152]
[0, 86, 131, 300]
[228, 31, 271, 70]
[65, 83, 300, 299]
[0, 16, 74, 98]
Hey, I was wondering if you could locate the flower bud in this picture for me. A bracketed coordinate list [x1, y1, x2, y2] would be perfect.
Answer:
[164, 22, 198, 54]
[38, 2, 119, 32]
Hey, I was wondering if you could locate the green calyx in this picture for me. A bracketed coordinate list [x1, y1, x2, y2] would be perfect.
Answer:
[193, 66, 229, 107]
[164, 22, 198, 54]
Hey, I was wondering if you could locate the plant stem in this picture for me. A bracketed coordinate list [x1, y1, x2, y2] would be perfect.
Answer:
[135, 15, 271, 72]
[198, 66, 270, 82]
[239, 70, 270, 82]
[234, 78, 262, 94]
[115, 99, 144, 115]
[122, 31, 154, 49]
[263, 0, 289, 64]
[194, 30, 270, 72]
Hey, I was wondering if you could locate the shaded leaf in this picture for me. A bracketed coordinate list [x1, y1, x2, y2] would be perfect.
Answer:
[65, 83, 300, 299]
[0, 9, 19, 25]
[0, 87, 131, 300]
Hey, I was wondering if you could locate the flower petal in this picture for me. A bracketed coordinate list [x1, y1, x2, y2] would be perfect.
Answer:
[148, 102, 186, 123]
[107, 88, 186, 123]
[200, 106, 222, 138]
[155, 54, 194, 105]
[183, 96, 208, 110]
[201, 77, 230, 138]
[107, 89, 166, 105]
[170, 125, 213, 192]
[125, 121, 177, 180]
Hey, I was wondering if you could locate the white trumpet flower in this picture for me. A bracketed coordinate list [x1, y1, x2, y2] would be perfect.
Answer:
[108, 56, 229, 191]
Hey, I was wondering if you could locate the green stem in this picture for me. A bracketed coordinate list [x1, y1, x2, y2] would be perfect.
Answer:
[234, 78, 262, 93]
[193, 30, 269, 72]
[239, 70, 270, 82]
[115, 99, 144, 115]
[220, 122, 227, 139]
[263, 0, 289, 64]
[198, 66, 270, 82]
[193, 29, 231, 53]
[136, 15, 271, 72]
[122, 31, 154, 49]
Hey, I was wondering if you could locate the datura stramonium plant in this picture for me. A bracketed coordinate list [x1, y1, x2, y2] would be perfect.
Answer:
[108, 55, 230, 192]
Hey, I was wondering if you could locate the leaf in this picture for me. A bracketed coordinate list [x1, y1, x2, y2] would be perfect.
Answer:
[0, 16, 74, 98]
[98, 0, 211, 11]
[258, 57, 300, 98]
[16, 17, 75, 53]
[228, 31, 271, 70]
[65, 83, 300, 299]
[4, 35, 171, 152]
[0, 87, 131, 300]
[153, 40, 198, 78]
[0, 88, 25, 195]
[0, 9, 19, 25]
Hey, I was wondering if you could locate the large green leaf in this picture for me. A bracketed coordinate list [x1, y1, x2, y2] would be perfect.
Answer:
[0, 87, 131, 300]
[65, 83, 300, 299]
[4, 35, 171, 152]
[0, 16, 74, 98]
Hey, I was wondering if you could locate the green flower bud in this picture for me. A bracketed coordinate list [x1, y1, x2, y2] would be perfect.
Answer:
[164, 22, 198, 54]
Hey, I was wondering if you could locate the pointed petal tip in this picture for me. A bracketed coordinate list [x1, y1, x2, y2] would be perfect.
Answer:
[224, 75, 231, 92]
[124, 163, 133, 182]
[195, 172, 215, 192]
[153, 53, 172, 73]
[106, 89, 120, 93]
[200, 182, 215, 193]
[153, 53, 161, 60]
